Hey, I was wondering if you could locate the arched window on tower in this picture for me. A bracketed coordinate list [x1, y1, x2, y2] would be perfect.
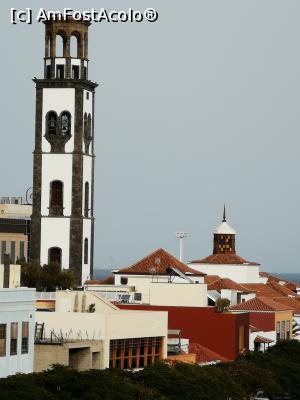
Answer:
[84, 238, 88, 264]
[49, 180, 63, 216]
[84, 182, 89, 217]
[48, 247, 62, 267]
[60, 111, 71, 137]
[70, 33, 80, 58]
[46, 111, 58, 136]
[56, 32, 66, 57]
[84, 114, 92, 154]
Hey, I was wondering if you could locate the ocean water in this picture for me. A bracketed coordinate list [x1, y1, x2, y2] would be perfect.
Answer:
[93, 269, 113, 280]
[94, 270, 300, 284]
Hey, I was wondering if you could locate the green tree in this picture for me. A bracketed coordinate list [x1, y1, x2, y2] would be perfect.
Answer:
[215, 297, 230, 312]
[21, 262, 75, 291]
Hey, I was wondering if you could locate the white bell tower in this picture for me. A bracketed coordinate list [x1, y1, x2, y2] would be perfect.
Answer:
[31, 18, 97, 285]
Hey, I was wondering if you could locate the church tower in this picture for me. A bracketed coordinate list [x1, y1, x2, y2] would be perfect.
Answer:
[31, 18, 97, 284]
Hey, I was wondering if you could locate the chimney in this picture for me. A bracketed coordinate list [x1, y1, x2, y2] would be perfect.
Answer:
[3, 253, 10, 288]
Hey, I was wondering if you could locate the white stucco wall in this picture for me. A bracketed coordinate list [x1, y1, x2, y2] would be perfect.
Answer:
[41, 154, 73, 216]
[0, 288, 35, 378]
[40, 218, 70, 268]
[188, 263, 260, 283]
[149, 282, 207, 307]
[42, 88, 75, 153]
[220, 289, 237, 305]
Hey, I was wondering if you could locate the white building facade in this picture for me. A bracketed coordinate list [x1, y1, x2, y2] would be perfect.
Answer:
[0, 288, 35, 378]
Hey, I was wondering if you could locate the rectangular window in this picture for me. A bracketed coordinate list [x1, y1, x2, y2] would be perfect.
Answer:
[10, 241, 16, 263]
[56, 65, 64, 79]
[281, 321, 285, 339]
[83, 67, 87, 80]
[21, 322, 29, 354]
[1, 241, 6, 263]
[72, 65, 79, 79]
[286, 320, 290, 339]
[46, 65, 51, 79]
[86, 92, 89, 100]
[20, 241, 25, 260]
[0, 324, 6, 357]
[10, 322, 18, 355]
[276, 321, 280, 341]
[121, 277, 128, 285]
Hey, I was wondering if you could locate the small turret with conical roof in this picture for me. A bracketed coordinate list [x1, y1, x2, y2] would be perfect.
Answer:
[213, 206, 236, 254]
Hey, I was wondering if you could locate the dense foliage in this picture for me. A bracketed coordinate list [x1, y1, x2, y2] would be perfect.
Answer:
[20, 262, 75, 291]
[0, 340, 299, 399]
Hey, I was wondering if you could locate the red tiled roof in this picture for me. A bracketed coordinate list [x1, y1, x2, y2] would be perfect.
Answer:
[189, 343, 229, 363]
[241, 284, 282, 298]
[190, 253, 260, 266]
[254, 335, 274, 344]
[204, 275, 221, 284]
[267, 281, 296, 297]
[273, 297, 300, 314]
[207, 278, 255, 293]
[114, 248, 206, 277]
[228, 296, 293, 312]
[284, 281, 298, 291]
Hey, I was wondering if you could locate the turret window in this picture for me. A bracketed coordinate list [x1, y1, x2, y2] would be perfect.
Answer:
[49, 180, 63, 216]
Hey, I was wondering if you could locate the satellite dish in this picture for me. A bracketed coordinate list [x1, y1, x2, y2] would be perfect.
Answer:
[25, 187, 33, 205]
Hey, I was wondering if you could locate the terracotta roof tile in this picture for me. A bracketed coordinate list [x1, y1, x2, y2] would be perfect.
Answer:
[241, 284, 282, 298]
[114, 248, 206, 277]
[204, 275, 221, 284]
[189, 343, 229, 363]
[254, 335, 274, 344]
[273, 297, 300, 314]
[208, 278, 255, 293]
[267, 281, 296, 297]
[284, 282, 298, 291]
[228, 296, 293, 312]
[190, 253, 260, 266]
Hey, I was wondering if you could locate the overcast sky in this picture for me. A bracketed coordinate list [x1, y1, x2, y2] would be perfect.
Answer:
[0, 1, 300, 273]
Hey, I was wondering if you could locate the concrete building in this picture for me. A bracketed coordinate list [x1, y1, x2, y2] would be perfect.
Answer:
[35, 290, 168, 370]
[0, 287, 36, 378]
[0, 197, 31, 263]
[189, 209, 261, 284]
